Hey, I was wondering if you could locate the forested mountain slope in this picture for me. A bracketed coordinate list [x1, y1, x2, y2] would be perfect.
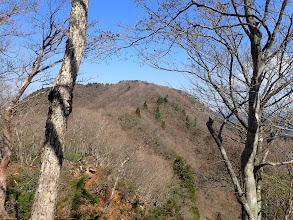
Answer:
[4, 80, 255, 219]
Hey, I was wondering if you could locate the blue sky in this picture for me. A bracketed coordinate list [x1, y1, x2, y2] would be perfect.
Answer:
[78, 0, 190, 89]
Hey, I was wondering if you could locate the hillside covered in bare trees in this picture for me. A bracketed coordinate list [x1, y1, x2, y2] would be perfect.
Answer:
[2, 0, 293, 219]
[2, 80, 292, 219]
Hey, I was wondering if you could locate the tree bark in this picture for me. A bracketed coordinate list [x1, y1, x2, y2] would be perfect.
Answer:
[241, 56, 265, 219]
[0, 108, 13, 219]
[31, 0, 89, 219]
[240, 1, 266, 218]
[256, 132, 264, 220]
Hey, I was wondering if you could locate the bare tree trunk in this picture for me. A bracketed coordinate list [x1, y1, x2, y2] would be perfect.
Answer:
[0, 108, 13, 219]
[206, 118, 255, 220]
[241, 54, 265, 219]
[241, 0, 266, 215]
[0, 58, 44, 218]
[256, 134, 264, 220]
[31, 0, 89, 219]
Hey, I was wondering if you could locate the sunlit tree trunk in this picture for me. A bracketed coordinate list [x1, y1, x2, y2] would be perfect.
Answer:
[31, 0, 89, 219]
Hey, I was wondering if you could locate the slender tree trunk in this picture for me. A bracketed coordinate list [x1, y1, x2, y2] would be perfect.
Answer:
[241, 49, 265, 219]
[0, 108, 13, 219]
[31, 0, 89, 219]
[256, 130, 264, 220]
[0, 38, 45, 218]
[241, 0, 266, 213]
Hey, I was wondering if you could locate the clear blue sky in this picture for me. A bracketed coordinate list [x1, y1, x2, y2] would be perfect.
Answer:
[78, 0, 189, 89]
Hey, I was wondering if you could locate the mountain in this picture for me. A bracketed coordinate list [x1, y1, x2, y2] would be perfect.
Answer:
[6, 80, 243, 219]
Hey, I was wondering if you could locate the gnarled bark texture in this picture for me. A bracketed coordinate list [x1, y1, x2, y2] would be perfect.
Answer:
[31, 0, 89, 219]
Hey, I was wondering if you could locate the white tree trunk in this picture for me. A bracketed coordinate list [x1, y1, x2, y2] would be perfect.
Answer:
[31, 0, 89, 219]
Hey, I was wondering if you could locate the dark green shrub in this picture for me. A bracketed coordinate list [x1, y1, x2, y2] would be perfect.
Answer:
[164, 95, 168, 103]
[6, 168, 38, 219]
[64, 151, 82, 162]
[173, 156, 194, 189]
[161, 120, 166, 130]
[155, 106, 161, 120]
[147, 156, 200, 219]
[157, 95, 168, 105]
[143, 101, 148, 109]
[11, 153, 18, 162]
[186, 116, 190, 129]
[182, 109, 186, 116]
[135, 107, 141, 118]
[71, 176, 97, 211]
[173, 156, 200, 220]
[147, 197, 180, 219]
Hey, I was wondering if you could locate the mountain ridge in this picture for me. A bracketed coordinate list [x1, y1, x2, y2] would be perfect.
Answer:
[6, 80, 241, 219]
